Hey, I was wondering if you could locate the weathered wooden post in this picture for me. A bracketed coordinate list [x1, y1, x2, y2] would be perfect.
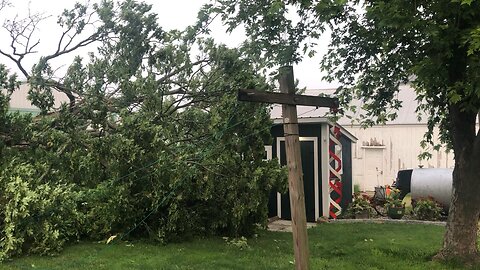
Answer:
[238, 66, 338, 270]
[278, 66, 310, 269]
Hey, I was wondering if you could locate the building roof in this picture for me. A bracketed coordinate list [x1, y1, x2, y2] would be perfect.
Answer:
[270, 84, 427, 126]
[272, 117, 358, 142]
[6, 83, 69, 113]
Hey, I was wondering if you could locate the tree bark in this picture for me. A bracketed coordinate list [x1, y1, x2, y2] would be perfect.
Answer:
[436, 105, 480, 262]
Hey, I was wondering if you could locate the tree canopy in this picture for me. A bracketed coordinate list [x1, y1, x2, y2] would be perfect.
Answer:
[0, 0, 286, 260]
[212, 0, 480, 262]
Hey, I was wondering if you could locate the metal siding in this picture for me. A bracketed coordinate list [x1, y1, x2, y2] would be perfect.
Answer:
[8, 84, 69, 110]
[347, 125, 455, 191]
[270, 85, 430, 125]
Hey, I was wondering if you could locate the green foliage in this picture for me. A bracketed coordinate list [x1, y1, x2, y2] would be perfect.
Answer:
[0, 64, 24, 152]
[343, 193, 374, 218]
[224, 236, 250, 250]
[0, 0, 288, 260]
[382, 189, 405, 219]
[384, 189, 404, 209]
[412, 198, 443, 221]
[205, 0, 327, 67]
[0, 162, 80, 260]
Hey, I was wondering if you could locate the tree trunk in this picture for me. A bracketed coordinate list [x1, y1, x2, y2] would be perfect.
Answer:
[436, 105, 480, 262]
[439, 161, 480, 260]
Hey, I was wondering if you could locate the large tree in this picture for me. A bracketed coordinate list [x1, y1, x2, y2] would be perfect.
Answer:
[212, 0, 480, 262]
[0, 0, 286, 259]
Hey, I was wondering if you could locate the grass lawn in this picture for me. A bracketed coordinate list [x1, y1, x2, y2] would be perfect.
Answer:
[1, 223, 476, 270]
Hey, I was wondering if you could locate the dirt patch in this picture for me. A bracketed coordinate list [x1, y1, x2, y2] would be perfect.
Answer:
[331, 218, 446, 226]
[267, 220, 317, 232]
[267, 218, 446, 232]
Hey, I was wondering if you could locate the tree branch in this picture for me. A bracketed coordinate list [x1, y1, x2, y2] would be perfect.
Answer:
[51, 9, 99, 60]
[156, 59, 211, 84]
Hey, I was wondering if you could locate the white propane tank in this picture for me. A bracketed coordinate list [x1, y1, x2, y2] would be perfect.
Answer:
[411, 168, 453, 208]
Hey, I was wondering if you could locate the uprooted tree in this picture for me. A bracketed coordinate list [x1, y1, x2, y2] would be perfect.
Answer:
[0, 0, 287, 260]
[211, 0, 480, 262]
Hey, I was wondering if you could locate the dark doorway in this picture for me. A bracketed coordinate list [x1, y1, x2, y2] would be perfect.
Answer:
[279, 140, 316, 222]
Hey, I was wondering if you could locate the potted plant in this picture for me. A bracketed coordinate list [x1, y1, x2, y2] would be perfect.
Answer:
[344, 193, 374, 219]
[385, 189, 405, 219]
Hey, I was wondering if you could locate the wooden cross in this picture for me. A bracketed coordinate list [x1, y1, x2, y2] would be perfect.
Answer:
[238, 66, 338, 270]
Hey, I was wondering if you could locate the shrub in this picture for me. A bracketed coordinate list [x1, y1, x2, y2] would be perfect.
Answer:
[224, 236, 249, 250]
[343, 193, 375, 218]
[412, 198, 443, 221]
[0, 162, 81, 261]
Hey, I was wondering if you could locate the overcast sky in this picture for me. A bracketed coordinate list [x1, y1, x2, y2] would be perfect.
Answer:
[0, 0, 335, 89]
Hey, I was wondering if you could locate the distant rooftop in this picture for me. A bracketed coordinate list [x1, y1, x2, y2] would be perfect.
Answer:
[6, 83, 69, 114]
[270, 84, 427, 126]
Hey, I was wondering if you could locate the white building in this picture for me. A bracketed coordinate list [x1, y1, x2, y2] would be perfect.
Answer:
[7, 84, 68, 114]
[270, 84, 477, 191]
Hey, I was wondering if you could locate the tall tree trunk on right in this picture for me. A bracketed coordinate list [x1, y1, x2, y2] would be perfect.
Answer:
[436, 105, 480, 262]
